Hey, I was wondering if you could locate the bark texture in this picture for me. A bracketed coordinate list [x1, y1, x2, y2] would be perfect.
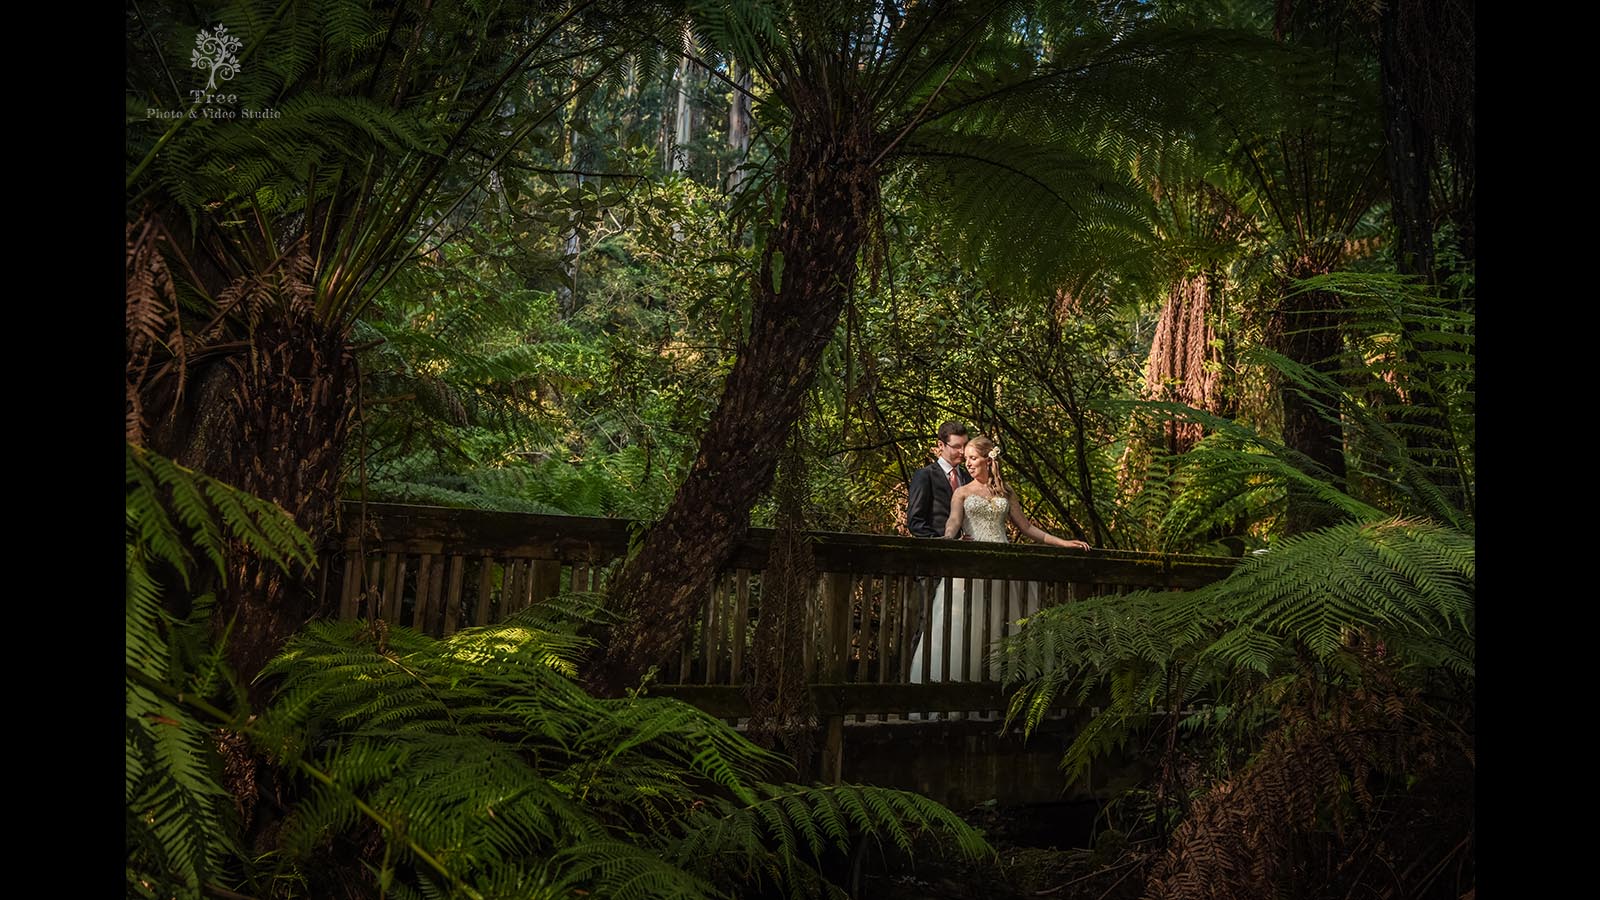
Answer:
[592, 114, 878, 694]
[1274, 278, 1346, 534]
[217, 312, 356, 689]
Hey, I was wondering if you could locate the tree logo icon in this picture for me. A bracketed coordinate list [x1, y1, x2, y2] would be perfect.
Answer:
[190, 24, 242, 92]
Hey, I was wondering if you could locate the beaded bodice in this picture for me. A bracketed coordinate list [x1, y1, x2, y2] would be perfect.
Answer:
[961, 492, 1010, 543]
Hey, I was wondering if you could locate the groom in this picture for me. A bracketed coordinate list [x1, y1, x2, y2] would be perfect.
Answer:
[906, 421, 972, 538]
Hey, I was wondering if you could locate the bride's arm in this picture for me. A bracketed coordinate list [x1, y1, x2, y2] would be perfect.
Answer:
[1006, 490, 1090, 549]
[943, 488, 967, 539]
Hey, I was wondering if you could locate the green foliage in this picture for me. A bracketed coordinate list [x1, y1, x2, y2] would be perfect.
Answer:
[353, 177, 744, 519]
[991, 259, 1476, 894]
[896, 19, 1291, 300]
[1000, 514, 1473, 779]
[677, 783, 989, 899]
[126, 0, 663, 477]
[1136, 409, 1384, 550]
[126, 443, 316, 898]
[256, 611, 991, 898]
[1291, 269, 1477, 523]
[128, 437, 990, 897]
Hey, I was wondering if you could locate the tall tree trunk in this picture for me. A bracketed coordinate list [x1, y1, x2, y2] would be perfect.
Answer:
[591, 116, 877, 695]
[1274, 278, 1346, 534]
[560, 63, 585, 312]
[1144, 274, 1222, 454]
[727, 61, 753, 193]
[669, 26, 694, 174]
[622, 57, 640, 149]
[1379, 0, 1434, 281]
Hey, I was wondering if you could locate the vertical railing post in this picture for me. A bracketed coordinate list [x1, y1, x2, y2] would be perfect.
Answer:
[443, 556, 465, 635]
[339, 556, 359, 621]
[820, 572, 851, 784]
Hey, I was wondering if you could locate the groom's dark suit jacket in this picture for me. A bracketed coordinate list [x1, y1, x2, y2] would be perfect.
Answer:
[906, 461, 972, 538]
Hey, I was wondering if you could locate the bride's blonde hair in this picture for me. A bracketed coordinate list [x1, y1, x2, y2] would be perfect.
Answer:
[968, 435, 1006, 497]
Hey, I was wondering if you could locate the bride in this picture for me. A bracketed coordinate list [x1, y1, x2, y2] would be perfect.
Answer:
[908, 435, 1090, 684]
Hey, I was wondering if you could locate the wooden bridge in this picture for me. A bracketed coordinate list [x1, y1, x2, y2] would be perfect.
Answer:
[325, 502, 1238, 806]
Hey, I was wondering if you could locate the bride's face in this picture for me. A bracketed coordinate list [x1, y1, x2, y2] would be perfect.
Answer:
[964, 446, 989, 477]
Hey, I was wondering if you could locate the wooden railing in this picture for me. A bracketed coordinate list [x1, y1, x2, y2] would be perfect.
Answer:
[327, 503, 1236, 708]
[326, 502, 1240, 779]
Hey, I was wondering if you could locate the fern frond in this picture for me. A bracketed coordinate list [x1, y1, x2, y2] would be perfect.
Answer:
[549, 839, 723, 900]
[127, 442, 319, 897]
[674, 782, 991, 898]
[997, 513, 1472, 788]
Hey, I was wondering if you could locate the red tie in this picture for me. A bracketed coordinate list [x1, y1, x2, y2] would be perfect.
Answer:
[947, 467, 959, 491]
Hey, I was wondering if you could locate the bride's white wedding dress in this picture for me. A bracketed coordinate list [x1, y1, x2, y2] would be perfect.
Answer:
[908, 493, 1042, 684]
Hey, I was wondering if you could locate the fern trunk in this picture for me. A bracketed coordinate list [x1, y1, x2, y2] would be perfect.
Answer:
[1275, 285, 1347, 533]
[235, 316, 353, 685]
[162, 314, 356, 692]
[591, 116, 877, 695]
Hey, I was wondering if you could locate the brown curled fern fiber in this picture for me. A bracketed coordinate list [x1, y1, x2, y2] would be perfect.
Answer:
[126, 211, 187, 446]
[1143, 273, 1222, 455]
[126, 220, 357, 693]
[178, 243, 360, 851]
[216, 245, 358, 690]
[743, 433, 820, 774]
[1143, 651, 1474, 900]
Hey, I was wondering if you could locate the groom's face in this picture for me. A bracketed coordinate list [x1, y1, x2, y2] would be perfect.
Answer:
[937, 434, 968, 467]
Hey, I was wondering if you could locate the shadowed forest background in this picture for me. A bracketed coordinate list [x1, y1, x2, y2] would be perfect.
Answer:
[127, 1, 1474, 897]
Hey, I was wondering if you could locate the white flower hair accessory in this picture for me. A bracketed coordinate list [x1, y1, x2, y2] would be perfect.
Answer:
[987, 447, 1001, 460]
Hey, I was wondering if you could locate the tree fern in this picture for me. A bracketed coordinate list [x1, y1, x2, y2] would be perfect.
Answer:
[999, 512, 1472, 794]
[1286, 269, 1476, 523]
[126, 442, 316, 898]
[249, 601, 990, 898]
